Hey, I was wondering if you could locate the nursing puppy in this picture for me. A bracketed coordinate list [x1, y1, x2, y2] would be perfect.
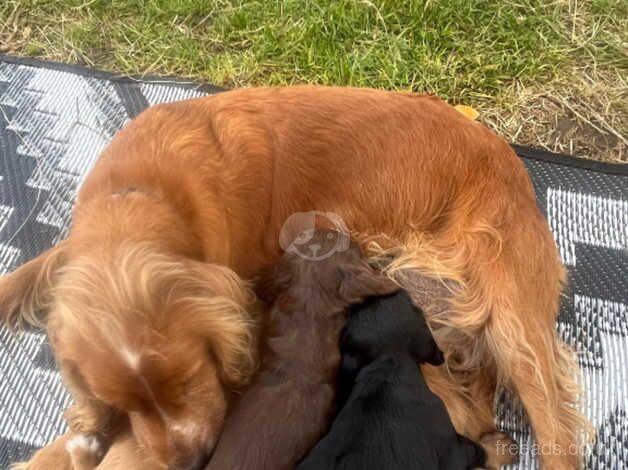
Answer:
[206, 229, 397, 470]
[0, 86, 585, 469]
[298, 290, 488, 470]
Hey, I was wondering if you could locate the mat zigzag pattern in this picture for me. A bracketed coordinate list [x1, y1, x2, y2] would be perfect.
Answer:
[0, 55, 626, 469]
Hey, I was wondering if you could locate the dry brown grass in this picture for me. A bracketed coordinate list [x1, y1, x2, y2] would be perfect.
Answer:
[482, 0, 627, 162]
[482, 68, 626, 162]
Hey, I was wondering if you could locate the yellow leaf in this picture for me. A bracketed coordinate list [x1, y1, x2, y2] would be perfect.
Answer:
[454, 104, 480, 120]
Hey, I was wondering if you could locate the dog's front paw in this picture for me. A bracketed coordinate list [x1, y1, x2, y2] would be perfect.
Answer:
[9, 433, 77, 470]
[66, 434, 104, 470]
[479, 432, 518, 469]
[9, 462, 31, 470]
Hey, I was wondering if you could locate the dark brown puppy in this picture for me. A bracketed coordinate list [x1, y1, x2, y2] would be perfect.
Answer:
[206, 228, 397, 470]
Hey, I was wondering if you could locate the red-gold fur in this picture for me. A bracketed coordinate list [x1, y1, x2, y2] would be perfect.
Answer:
[10, 427, 161, 470]
[0, 86, 589, 469]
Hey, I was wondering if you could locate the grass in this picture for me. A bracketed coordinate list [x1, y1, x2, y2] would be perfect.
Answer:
[1, 0, 626, 161]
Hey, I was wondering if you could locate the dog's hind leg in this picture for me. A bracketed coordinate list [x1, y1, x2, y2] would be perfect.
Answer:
[474, 223, 589, 470]
[370, 215, 590, 469]
[478, 432, 519, 469]
[485, 307, 587, 470]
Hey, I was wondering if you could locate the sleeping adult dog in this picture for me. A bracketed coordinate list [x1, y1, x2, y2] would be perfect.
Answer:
[0, 86, 587, 469]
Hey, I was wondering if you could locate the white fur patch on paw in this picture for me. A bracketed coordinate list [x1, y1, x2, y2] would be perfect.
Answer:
[9, 463, 29, 470]
[65, 434, 102, 457]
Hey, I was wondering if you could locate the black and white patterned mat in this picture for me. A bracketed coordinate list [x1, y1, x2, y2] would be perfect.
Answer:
[0, 55, 626, 469]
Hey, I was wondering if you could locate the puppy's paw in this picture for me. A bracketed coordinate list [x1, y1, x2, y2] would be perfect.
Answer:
[66, 434, 104, 470]
[479, 432, 518, 469]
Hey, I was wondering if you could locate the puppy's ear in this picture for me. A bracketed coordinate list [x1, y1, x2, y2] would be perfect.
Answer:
[338, 262, 398, 304]
[185, 262, 260, 387]
[0, 245, 65, 329]
[407, 302, 445, 366]
[425, 343, 445, 366]
[252, 258, 294, 304]
[336, 352, 362, 408]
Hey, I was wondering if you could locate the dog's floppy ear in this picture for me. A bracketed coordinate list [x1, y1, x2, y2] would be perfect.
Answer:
[184, 261, 260, 387]
[0, 245, 65, 329]
[338, 261, 398, 304]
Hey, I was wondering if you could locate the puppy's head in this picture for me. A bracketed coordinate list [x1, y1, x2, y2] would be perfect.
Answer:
[0, 243, 258, 470]
[342, 290, 444, 371]
[258, 228, 398, 309]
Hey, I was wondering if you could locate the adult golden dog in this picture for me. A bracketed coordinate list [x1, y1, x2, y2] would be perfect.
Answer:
[0, 86, 587, 469]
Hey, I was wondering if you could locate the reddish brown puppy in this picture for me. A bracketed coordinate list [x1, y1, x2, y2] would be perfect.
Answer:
[206, 228, 398, 470]
[0, 86, 588, 469]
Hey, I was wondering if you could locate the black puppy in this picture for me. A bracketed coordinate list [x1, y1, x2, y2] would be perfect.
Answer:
[298, 290, 487, 470]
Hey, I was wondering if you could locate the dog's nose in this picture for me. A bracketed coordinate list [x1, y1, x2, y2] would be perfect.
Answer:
[169, 451, 210, 470]
[187, 452, 210, 470]
[168, 438, 211, 470]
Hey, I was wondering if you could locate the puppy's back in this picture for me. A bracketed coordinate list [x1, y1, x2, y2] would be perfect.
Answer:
[299, 355, 485, 470]
[299, 355, 442, 470]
